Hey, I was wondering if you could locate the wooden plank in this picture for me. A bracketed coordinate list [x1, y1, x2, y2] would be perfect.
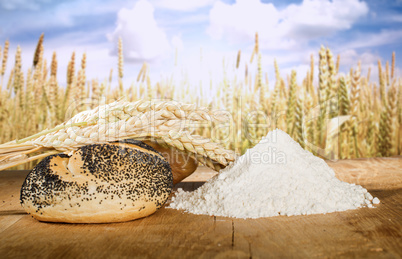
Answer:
[233, 188, 402, 258]
[327, 157, 402, 190]
[0, 158, 401, 258]
[0, 170, 29, 234]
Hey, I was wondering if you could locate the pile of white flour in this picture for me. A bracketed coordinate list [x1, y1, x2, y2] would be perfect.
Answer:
[168, 129, 379, 218]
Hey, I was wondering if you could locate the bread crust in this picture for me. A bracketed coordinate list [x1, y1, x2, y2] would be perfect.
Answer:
[20, 141, 172, 223]
[143, 140, 198, 184]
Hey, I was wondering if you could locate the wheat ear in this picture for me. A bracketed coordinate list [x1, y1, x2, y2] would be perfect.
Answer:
[316, 46, 329, 147]
[387, 81, 398, 155]
[326, 48, 337, 118]
[338, 77, 350, 158]
[286, 70, 297, 134]
[294, 96, 304, 148]
[391, 52, 395, 79]
[33, 33, 44, 67]
[0, 100, 235, 171]
[366, 112, 375, 157]
[349, 62, 361, 158]
[137, 132, 235, 171]
[236, 50, 241, 69]
[377, 106, 391, 157]
[118, 37, 124, 95]
[1, 40, 9, 86]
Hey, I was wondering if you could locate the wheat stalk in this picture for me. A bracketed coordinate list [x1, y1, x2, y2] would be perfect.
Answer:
[1, 38, 401, 164]
[6, 68, 14, 96]
[338, 77, 350, 159]
[377, 106, 391, 157]
[49, 52, 58, 117]
[80, 53, 87, 101]
[385, 61, 390, 87]
[378, 60, 387, 106]
[270, 59, 281, 118]
[294, 96, 304, 148]
[391, 52, 395, 79]
[335, 54, 340, 74]
[286, 70, 297, 134]
[326, 48, 338, 118]
[316, 46, 329, 147]
[1, 40, 9, 87]
[118, 37, 124, 95]
[0, 45, 2, 82]
[366, 112, 376, 157]
[142, 132, 235, 170]
[349, 62, 361, 158]
[387, 81, 398, 154]
[236, 50, 241, 69]
[25, 68, 33, 112]
[309, 54, 314, 90]
[17, 70, 25, 111]
[254, 32, 259, 54]
[63, 52, 75, 112]
[13, 46, 22, 94]
[257, 53, 264, 108]
[33, 33, 44, 67]
[0, 100, 235, 171]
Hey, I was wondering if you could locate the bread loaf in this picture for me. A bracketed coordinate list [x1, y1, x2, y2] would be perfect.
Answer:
[20, 140, 172, 223]
[143, 140, 198, 184]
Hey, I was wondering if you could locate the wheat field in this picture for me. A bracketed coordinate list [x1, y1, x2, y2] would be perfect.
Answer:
[0, 34, 400, 169]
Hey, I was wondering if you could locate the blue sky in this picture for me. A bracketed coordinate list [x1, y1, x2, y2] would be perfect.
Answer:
[0, 0, 401, 88]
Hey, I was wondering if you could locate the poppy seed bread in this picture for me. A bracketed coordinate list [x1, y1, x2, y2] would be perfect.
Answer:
[20, 140, 172, 223]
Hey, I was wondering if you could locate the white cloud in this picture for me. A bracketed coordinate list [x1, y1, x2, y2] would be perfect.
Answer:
[171, 35, 184, 50]
[0, 0, 125, 34]
[0, 0, 50, 10]
[108, 0, 171, 63]
[338, 49, 379, 67]
[208, 0, 281, 44]
[344, 29, 402, 49]
[153, 0, 216, 11]
[283, 0, 368, 40]
[207, 0, 369, 49]
[390, 15, 402, 22]
[161, 13, 210, 26]
[336, 49, 380, 80]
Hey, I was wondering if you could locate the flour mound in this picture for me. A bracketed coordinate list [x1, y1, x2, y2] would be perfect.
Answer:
[168, 129, 378, 218]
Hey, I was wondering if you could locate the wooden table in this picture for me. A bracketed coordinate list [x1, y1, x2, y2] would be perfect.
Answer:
[0, 157, 401, 258]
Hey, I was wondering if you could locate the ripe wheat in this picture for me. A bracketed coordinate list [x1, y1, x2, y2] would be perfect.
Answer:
[0, 34, 400, 171]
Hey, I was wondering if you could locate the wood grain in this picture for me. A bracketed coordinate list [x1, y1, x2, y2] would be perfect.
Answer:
[0, 157, 401, 258]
